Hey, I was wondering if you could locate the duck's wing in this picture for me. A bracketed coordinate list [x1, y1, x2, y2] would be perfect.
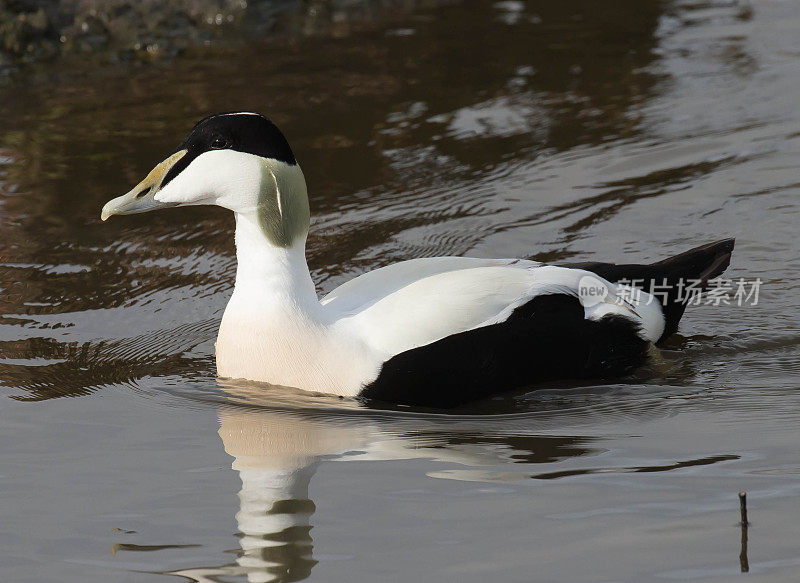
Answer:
[335, 263, 663, 359]
[320, 256, 539, 315]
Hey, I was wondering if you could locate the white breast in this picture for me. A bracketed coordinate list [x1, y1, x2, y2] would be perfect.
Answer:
[216, 295, 381, 396]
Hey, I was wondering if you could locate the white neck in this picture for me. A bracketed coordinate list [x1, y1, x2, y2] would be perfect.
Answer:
[231, 211, 320, 316]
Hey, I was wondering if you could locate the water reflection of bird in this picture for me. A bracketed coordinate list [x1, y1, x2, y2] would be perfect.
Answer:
[101, 112, 734, 407]
[171, 383, 595, 583]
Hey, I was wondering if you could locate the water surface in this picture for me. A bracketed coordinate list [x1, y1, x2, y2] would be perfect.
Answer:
[1, 0, 799, 581]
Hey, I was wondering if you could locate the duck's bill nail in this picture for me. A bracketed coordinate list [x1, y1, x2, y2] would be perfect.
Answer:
[100, 150, 187, 221]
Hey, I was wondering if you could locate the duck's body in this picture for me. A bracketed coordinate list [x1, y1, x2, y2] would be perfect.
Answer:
[102, 112, 734, 407]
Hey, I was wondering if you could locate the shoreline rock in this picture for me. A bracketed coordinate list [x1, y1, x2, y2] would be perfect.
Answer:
[0, 0, 459, 71]
[1, 0, 265, 66]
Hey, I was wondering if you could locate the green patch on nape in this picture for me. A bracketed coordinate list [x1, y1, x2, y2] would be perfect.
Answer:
[256, 160, 310, 248]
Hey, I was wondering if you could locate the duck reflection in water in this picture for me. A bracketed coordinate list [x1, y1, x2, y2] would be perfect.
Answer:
[171, 383, 593, 583]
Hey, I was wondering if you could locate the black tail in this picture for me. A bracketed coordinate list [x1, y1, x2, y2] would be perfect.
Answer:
[561, 238, 735, 343]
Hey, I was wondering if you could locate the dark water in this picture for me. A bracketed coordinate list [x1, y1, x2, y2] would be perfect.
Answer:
[1, 0, 799, 580]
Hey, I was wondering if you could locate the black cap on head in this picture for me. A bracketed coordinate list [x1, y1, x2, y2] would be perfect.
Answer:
[162, 112, 296, 187]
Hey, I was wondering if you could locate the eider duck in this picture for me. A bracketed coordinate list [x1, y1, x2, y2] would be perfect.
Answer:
[101, 112, 735, 407]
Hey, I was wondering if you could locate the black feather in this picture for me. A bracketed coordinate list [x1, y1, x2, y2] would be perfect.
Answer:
[360, 294, 649, 408]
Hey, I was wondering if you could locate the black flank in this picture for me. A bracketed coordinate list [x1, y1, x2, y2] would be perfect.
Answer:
[360, 294, 649, 408]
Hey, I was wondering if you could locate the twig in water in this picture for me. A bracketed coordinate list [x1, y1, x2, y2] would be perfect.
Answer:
[739, 491, 749, 573]
[739, 491, 749, 526]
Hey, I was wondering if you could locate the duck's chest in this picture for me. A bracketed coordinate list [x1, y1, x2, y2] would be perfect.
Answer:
[214, 299, 380, 396]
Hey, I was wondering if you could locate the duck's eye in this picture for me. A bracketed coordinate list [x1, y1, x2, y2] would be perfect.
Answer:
[211, 136, 230, 149]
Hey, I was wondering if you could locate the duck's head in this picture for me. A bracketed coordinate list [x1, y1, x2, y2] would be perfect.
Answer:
[101, 112, 309, 248]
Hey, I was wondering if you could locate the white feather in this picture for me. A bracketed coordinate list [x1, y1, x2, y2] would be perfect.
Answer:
[320, 257, 538, 314]
[332, 264, 664, 359]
